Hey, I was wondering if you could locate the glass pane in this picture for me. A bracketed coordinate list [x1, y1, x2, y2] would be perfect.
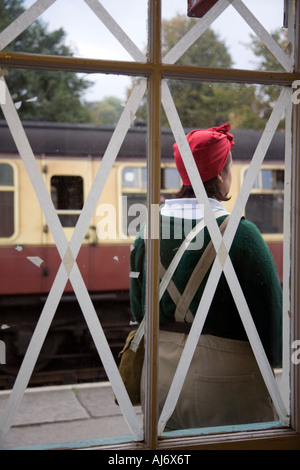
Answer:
[122, 167, 139, 188]
[245, 193, 284, 233]
[261, 169, 274, 189]
[0, 67, 146, 446]
[0, 191, 14, 237]
[15, 0, 148, 62]
[162, 0, 285, 72]
[275, 169, 284, 189]
[141, 167, 147, 189]
[51, 175, 83, 210]
[0, 164, 14, 186]
[152, 78, 286, 435]
[163, 167, 181, 189]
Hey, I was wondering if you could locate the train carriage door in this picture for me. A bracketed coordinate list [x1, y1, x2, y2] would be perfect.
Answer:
[42, 168, 88, 293]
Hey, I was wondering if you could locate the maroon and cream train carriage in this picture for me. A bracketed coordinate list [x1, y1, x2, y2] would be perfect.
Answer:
[0, 120, 285, 384]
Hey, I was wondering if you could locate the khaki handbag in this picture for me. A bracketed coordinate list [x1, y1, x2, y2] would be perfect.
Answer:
[116, 326, 145, 406]
[116, 213, 229, 406]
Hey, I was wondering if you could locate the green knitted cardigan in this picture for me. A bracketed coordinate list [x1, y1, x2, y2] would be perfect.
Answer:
[130, 214, 282, 367]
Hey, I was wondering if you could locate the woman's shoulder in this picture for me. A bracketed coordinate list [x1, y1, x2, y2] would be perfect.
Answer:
[237, 217, 262, 237]
[232, 216, 270, 257]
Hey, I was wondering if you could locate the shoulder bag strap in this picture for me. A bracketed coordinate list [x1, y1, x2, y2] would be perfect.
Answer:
[174, 215, 230, 322]
[159, 209, 228, 300]
[130, 210, 229, 351]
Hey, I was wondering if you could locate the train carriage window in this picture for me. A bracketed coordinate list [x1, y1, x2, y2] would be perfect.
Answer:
[244, 167, 284, 234]
[162, 167, 181, 190]
[51, 175, 83, 227]
[0, 163, 15, 238]
[122, 167, 139, 188]
[121, 165, 181, 237]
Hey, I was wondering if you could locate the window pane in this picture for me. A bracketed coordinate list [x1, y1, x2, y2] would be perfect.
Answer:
[141, 167, 147, 189]
[0, 191, 14, 237]
[261, 169, 274, 189]
[51, 175, 83, 227]
[0, 164, 14, 186]
[163, 167, 181, 189]
[122, 167, 139, 188]
[151, 78, 286, 435]
[51, 175, 83, 210]
[275, 169, 284, 190]
[164, 0, 285, 73]
[245, 193, 284, 234]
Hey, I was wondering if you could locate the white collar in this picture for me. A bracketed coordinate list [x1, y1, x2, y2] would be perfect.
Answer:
[160, 198, 228, 219]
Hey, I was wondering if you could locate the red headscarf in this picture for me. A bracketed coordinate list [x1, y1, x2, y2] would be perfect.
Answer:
[173, 122, 235, 184]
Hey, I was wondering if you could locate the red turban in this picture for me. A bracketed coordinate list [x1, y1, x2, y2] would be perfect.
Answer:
[173, 122, 235, 184]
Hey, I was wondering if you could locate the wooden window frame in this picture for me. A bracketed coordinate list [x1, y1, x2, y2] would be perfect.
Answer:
[0, 0, 299, 450]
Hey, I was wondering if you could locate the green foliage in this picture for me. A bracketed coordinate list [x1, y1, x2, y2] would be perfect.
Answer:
[129, 16, 286, 130]
[87, 97, 124, 125]
[247, 29, 288, 129]
[129, 15, 263, 129]
[0, 0, 92, 122]
[1, 3, 287, 129]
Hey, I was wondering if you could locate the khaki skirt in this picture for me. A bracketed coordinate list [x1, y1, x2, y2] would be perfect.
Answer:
[141, 330, 276, 432]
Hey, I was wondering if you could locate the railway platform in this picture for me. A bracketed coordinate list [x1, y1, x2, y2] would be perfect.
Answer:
[0, 370, 284, 451]
[0, 382, 143, 450]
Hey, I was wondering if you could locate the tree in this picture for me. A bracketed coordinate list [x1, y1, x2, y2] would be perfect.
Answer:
[248, 29, 288, 128]
[128, 14, 264, 129]
[0, 0, 92, 122]
[87, 97, 124, 125]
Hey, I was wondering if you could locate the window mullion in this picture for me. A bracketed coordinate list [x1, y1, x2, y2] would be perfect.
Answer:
[144, 0, 161, 450]
[290, 0, 300, 434]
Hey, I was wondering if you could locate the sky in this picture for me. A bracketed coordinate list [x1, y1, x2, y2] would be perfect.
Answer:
[22, 0, 285, 102]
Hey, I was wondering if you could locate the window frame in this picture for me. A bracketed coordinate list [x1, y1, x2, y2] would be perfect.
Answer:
[0, 0, 299, 450]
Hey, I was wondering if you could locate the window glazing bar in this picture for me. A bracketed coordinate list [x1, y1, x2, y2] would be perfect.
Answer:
[144, 0, 161, 449]
[1, 51, 299, 86]
[290, 0, 300, 434]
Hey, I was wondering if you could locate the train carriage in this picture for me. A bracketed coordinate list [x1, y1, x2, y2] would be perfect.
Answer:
[0, 120, 285, 387]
